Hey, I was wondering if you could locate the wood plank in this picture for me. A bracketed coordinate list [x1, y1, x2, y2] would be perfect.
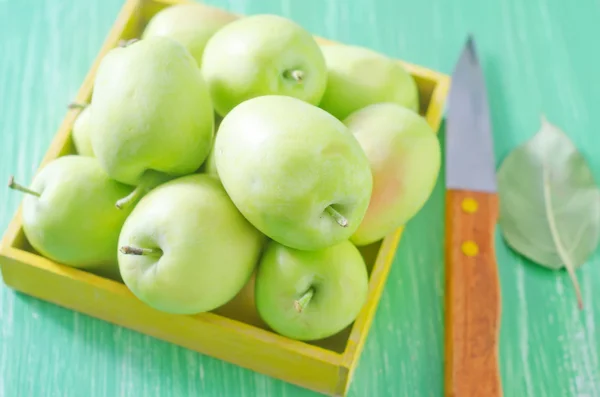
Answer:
[1, 0, 599, 396]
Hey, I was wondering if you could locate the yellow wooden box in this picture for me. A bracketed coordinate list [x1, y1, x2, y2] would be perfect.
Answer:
[0, 0, 449, 395]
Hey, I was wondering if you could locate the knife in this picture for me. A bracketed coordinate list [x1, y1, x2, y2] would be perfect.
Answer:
[444, 36, 503, 397]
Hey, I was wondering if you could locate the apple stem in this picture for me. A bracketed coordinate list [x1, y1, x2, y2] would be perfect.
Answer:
[115, 171, 170, 210]
[285, 69, 304, 83]
[115, 185, 143, 210]
[118, 38, 139, 48]
[68, 102, 88, 110]
[325, 206, 348, 227]
[294, 288, 314, 313]
[119, 246, 161, 256]
[7, 176, 40, 198]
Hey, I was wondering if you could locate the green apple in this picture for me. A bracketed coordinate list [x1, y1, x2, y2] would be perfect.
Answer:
[318, 44, 419, 120]
[344, 103, 440, 246]
[142, 3, 238, 67]
[117, 174, 265, 315]
[8, 155, 135, 280]
[90, 36, 214, 208]
[201, 14, 327, 116]
[255, 239, 369, 341]
[215, 95, 373, 251]
[69, 102, 94, 157]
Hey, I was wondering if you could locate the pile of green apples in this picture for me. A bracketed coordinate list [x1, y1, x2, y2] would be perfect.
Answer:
[8, 3, 440, 342]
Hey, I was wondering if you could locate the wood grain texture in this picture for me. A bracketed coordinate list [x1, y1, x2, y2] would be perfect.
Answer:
[444, 190, 501, 397]
[1, 0, 599, 396]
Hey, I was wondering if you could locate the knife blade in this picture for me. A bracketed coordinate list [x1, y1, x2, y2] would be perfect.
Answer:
[444, 36, 503, 397]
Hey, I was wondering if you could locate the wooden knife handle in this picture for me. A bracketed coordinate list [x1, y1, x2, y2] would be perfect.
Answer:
[444, 189, 502, 397]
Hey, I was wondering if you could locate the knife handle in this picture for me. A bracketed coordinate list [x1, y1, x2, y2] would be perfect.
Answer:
[444, 189, 502, 397]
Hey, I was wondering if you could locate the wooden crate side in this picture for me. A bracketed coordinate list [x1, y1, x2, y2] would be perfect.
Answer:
[426, 74, 451, 131]
[336, 228, 405, 395]
[0, 246, 343, 396]
[337, 69, 450, 395]
[1, 245, 341, 364]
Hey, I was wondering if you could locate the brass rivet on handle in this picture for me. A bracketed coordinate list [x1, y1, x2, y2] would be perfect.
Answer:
[461, 198, 478, 213]
[461, 241, 479, 257]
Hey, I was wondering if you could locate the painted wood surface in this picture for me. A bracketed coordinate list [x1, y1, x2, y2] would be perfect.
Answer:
[0, 0, 599, 396]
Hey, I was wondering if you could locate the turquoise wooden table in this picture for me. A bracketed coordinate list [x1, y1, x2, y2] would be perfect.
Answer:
[1, 0, 599, 396]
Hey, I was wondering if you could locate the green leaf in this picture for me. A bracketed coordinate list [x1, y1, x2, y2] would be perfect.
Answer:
[497, 116, 600, 310]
